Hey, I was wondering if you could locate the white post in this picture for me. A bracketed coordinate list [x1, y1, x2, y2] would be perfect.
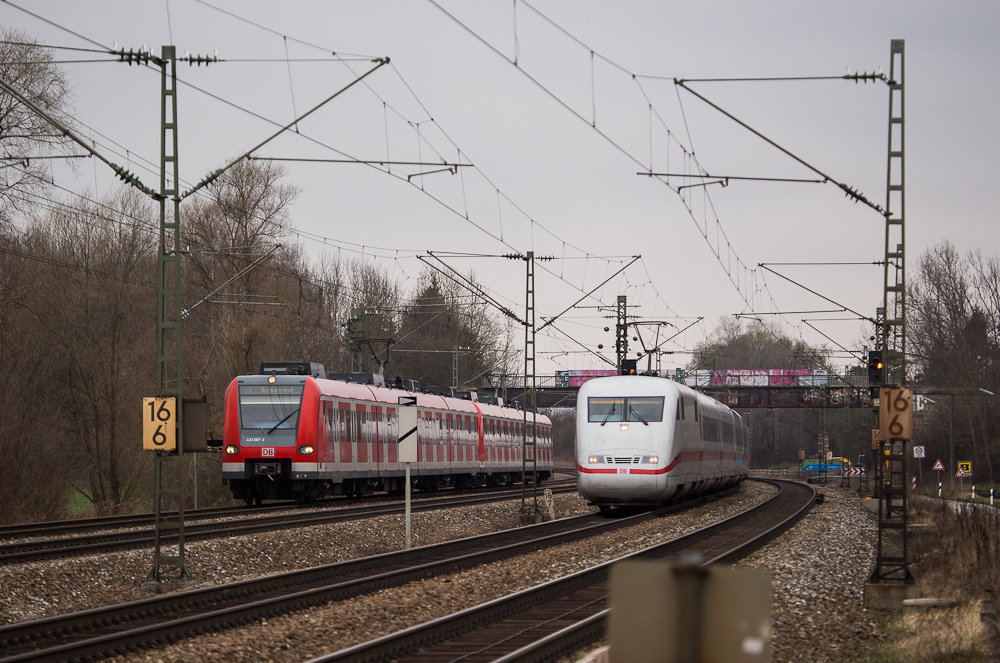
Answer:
[405, 462, 411, 549]
[973, 484, 976, 500]
[193, 452, 198, 509]
[938, 482, 942, 498]
[992, 488, 994, 506]
[398, 396, 418, 551]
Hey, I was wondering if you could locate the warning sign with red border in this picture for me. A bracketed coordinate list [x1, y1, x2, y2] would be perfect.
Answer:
[932, 459, 945, 471]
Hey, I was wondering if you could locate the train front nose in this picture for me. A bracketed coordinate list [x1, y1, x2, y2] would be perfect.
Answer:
[578, 437, 670, 504]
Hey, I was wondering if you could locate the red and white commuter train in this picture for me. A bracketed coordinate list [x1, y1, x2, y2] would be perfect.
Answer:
[222, 369, 554, 505]
[576, 375, 749, 508]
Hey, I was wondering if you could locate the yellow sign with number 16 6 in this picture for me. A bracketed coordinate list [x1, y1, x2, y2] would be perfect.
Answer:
[879, 388, 913, 441]
[142, 397, 177, 451]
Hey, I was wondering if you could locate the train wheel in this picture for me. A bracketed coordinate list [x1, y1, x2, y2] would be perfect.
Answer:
[244, 497, 253, 508]
[254, 495, 262, 507]
[598, 505, 612, 516]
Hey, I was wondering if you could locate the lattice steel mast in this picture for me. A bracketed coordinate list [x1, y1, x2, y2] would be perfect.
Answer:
[146, 46, 190, 586]
[872, 39, 911, 585]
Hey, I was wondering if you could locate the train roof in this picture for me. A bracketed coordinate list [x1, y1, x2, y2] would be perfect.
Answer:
[576, 375, 736, 416]
[252, 375, 548, 424]
[577, 375, 683, 398]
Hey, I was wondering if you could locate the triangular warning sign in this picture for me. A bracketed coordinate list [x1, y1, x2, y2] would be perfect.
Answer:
[933, 459, 945, 471]
[956, 468, 968, 478]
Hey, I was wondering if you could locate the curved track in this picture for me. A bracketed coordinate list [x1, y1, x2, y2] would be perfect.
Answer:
[306, 480, 815, 663]
[0, 481, 577, 566]
[0, 484, 746, 662]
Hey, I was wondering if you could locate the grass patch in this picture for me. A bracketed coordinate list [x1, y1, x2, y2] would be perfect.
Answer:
[861, 498, 1000, 663]
[863, 604, 990, 663]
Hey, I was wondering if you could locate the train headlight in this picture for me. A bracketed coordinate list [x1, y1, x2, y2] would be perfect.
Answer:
[298, 445, 315, 455]
[642, 455, 659, 464]
[225, 444, 239, 455]
[620, 424, 629, 431]
[588, 456, 601, 464]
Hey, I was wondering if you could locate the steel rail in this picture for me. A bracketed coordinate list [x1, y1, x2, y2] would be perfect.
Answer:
[0, 484, 579, 566]
[0, 479, 577, 541]
[304, 480, 815, 663]
[0, 485, 739, 662]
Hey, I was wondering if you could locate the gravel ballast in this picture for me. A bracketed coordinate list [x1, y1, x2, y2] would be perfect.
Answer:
[0, 481, 884, 663]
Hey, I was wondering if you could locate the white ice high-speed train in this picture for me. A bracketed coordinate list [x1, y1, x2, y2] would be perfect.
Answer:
[576, 375, 749, 508]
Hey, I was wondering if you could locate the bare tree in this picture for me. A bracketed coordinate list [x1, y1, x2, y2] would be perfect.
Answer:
[689, 317, 831, 371]
[392, 270, 515, 388]
[0, 28, 74, 226]
[17, 187, 157, 515]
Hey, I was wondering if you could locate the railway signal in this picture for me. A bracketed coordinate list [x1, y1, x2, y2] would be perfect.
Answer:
[867, 350, 884, 388]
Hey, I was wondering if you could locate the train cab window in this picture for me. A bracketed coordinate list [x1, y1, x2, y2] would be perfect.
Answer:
[238, 384, 304, 430]
[676, 398, 681, 420]
[588, 397, 663, 423]
[588, 397, 624, 423]
[627, 397, 664, 422]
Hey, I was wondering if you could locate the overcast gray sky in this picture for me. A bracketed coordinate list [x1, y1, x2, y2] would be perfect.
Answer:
[4, 0, 997, 375]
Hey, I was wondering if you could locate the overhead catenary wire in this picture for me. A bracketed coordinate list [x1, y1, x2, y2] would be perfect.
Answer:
[3, 3, 674, 371]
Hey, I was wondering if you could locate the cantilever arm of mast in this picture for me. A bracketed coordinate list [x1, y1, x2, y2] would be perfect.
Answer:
[645, 317, 703, 356]
[0, 76, 160, 200]
[419, 253, 524, 324]
[181, 245, 280, 318]
[249, 156, 472, 168]
[759, 264, 876, 324]
[536, 256, 640, 332]
[180, 57, 391, 201]
[673, 79, 886, 215]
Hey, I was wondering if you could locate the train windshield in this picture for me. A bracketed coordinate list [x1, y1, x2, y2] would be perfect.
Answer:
[588, 397, 624, 423]
[588, 396, 664, 423]
[626, 397, 664, 423]
[239, 384, 305, 431]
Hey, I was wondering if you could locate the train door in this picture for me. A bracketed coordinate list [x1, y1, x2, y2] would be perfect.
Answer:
[338, 402, 353, 467]
[420, 410, 430, 465]
[320, 399, 334, 474]
[501, 421, 508, 464]
[445, 414, 454, 464]
[372, 405, 383, 473]
[433, 412, 443, 467]
[472, 405, 485, 465]
[354, 403, 369, 472]
[387, 407, 398, 466]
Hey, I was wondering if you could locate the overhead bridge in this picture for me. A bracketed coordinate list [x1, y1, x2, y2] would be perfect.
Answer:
[477, 374, 875, 410]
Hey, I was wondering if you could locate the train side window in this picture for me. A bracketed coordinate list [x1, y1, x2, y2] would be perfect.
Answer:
[722, 419, 735, 446]
[694, 400, 699, 422]
[701, 414, 720, 442]
[676, 398, 681, 420]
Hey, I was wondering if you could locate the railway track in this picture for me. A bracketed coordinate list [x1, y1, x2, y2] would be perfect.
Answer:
[0, 483, 744, 662]
[306, 480, 816, 663]
[0, 481, 577, 566]
[0, 479, 577, 542]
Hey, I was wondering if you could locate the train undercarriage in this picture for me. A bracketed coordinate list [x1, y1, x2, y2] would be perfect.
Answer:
[227, 470, 551, 506]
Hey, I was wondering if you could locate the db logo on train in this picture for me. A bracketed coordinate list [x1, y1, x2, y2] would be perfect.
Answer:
[262, 448, 275, 457]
